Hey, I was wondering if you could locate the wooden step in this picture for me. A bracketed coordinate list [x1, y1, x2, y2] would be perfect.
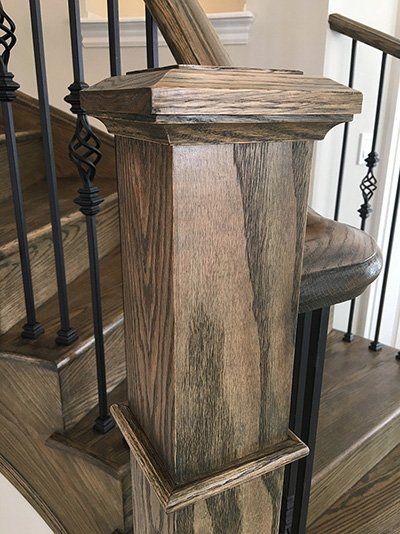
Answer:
[0, 130, 45, 202]
[0, 248, 126, 430]
[308, 442, 400, 533]
[46, 380, 132, 532]
[308, 330, 400, 525]
[47, 380, 129, 479]
[0, 175, 119, 334]
[44, 331, 400, 532]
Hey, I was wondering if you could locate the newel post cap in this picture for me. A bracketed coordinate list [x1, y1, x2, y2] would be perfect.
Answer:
[82, 65, 362, 145]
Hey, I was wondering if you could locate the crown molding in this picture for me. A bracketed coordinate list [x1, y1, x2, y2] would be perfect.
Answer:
[81, 11, 255, 48]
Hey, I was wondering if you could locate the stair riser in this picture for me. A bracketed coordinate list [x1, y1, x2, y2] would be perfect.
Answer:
[59, 320, 125, 431]
[0, 195, 119, 334]
[308, 411, 400, 525]
[0, 135, 45, 202]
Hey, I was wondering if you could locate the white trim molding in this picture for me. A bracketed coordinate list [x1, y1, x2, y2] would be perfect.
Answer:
[81, 11, 255, 48]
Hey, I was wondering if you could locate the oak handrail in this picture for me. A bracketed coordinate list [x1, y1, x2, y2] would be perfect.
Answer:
[143, 0, 232, 65]
[329, 14, 400, 58]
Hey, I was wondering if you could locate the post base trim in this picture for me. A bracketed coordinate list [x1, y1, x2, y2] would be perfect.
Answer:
[111, 404, 309, 514]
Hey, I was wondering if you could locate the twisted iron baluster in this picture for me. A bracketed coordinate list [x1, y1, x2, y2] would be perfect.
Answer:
[65, 0, 114, 433]
[0, 3, 44, 338]
[358, 151, 379, 230]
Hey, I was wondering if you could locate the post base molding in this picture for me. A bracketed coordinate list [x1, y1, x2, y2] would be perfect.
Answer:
[111, 404, 309, 514]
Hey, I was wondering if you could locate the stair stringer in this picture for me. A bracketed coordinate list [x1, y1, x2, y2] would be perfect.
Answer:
[0, 355, 128, 534]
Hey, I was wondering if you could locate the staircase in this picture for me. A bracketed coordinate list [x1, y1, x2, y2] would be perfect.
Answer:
[1, 92, 399, 533]
[1, 0, 400, 529]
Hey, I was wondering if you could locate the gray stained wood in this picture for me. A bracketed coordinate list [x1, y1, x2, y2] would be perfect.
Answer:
[0, 357, 127, 533]
[0, 90, 116, 179]
[111, 404, 308, 514]
[309, 443, 400, 534]
[144, 0, 231, 66]
[42, 329, 400, 531]
[300, 209, 382, 312]
[329, 13, 400, 59]
[0, 175, 119, 335]
[83, 66, 362, 123]
[0, 130, 45, 202]
[0, 247, 125, 430]
[47, 380, 129, 479]
[308, 330, 400, 526]
[114, 135, 313, 533]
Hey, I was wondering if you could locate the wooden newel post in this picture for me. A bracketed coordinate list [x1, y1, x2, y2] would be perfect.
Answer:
[83, 66, 361, 533]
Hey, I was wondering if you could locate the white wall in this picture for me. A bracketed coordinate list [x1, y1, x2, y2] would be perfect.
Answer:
[0, 476, 52, 534]
[312, 0, 400, 338]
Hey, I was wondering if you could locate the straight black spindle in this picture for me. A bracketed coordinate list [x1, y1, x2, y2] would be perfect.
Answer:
[279, 312, 312, 533]
[292, 308, 330, 534]
[145, 7, 159, 69]
[369, 167, 400, 352]
[107, 0, 121, 76]
[29, 0, 78, 346]
[0, 4, 44, 339]
[344, 52, 387, 343]
[65, 0, 114, 433]
[334, 39, 357, 221]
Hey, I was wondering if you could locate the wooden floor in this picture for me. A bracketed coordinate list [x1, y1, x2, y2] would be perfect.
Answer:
[309, 330, 400, 524]
[308, 442, 400, 533]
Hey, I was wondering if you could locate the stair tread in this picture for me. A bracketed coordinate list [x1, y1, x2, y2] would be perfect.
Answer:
[0, 174, 116, 252]
[0, 129, 42, 143]
[47, 379, 129, 479]
[314, 329, 400, 478]
[309, 442, 400, 534]
[0, 246, 123, 368]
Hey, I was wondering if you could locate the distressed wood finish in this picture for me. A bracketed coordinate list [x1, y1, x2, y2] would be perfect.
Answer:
[0, 90, 116, 179]
[308, 330, 400, 525]
[111, 404, 308, 514]
[114, 134, 312, 533]
[300, 210, 382, 312]
[83, 66, 361, 123]
[0, 358, 127, 533]
[0, 130, 45, 201]
[0, 248, 125, 430]
[329, 14, 400, 58]
[81, 64, 361, 533]
[144, 0, 231, 65]
[309, 442, 400, 534]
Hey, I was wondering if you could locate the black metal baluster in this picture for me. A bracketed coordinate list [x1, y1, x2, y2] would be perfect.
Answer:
[334, 39, 357, 221]
[369, 167, 400, 352]
[279, 312, 312, 534]
[107, 0, 121, 76]
[0, 3, 44, 339]
[65, 0, 114, 433]
[292, 308, 330, 534]
[29, 0, 78, 346]
[344, 52, 387, 343]
[145, 7, 159, 69]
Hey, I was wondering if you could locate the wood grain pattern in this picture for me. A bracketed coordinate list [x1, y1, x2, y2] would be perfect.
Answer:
[83, 66, 362, 120]
[111, 404, 308, 514]
[47, 380, 129, 479]
[144, 0, 231, 66]
[115, 136, 313, 533]
[329, 13, 400, 58]
[0, 90, 116, 179]
[0, 130, 45, 202]
[308, 330, 400, 525]
[0, 358, 126, 533]
[0, 176, 119, 334]
[308, 443, 400, 534]
[300, 210, 382, 312]
[0, 248, 125, 430]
